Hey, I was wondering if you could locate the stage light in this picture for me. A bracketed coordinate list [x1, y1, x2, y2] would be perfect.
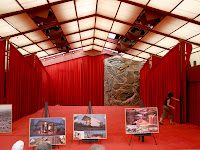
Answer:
[45, 29, 50, 34]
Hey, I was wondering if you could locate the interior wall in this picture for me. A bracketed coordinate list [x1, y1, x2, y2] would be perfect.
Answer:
[104, 55, 143, 106]
[45, 55, 105, 106]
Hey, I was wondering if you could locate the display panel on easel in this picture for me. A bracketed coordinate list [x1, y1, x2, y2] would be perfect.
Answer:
[29, 118, 66, 146]
[125, 107, 159, 134]
[73, 114, 107, 140]
[0, 104, 12, 133]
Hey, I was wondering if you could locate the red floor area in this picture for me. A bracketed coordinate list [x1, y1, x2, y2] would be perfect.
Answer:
[1, 106, 200, 150]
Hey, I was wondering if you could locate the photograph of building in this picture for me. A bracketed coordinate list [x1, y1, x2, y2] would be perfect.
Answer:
[73, 114, 107, 139]
[0, 105, 12, 133]
[126, 107, 159, 134]
[29, 118, 66, 146]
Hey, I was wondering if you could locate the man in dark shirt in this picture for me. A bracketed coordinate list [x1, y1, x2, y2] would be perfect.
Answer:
[159, 92, 179, 125]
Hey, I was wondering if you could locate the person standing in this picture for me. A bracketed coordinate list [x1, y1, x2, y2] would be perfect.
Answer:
[159, 92, 179, 125]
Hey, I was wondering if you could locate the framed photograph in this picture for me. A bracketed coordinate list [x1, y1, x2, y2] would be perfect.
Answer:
[125, 107, 159, 134]
[29, 117, 66, 147]
[0, 104, 12, 133]
[73, 114, 107, 140]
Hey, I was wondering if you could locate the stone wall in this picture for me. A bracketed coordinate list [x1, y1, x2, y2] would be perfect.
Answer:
[104, 56, 143, 106]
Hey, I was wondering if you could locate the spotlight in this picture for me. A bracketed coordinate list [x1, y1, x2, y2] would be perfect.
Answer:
[61, 37, 65, 41]
[45, 29, 50, 34]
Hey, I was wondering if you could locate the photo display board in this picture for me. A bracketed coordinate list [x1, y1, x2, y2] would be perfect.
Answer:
[0, 104, 12, 133]
[29, 118, 66, 146]
[73, 114, 107, 140]
[126, 107, 159, 134]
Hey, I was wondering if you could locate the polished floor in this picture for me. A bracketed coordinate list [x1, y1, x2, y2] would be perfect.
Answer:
[1, 106, 200, 150]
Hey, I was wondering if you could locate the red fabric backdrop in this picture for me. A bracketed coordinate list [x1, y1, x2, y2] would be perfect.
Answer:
[140, 44, 181, 122]
[0, 41, 5, 104]
[82, 55, 104, 106]
[6, 45, 38, 121]
[187, 65, 200, 126]
[45, 55, 104, 106]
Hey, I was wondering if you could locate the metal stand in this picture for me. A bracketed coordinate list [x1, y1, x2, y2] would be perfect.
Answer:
[81, 101, 99, 144]
[42, 102, 58, 149]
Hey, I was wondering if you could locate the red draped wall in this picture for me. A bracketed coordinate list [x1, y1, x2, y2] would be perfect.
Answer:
[82, 55, 104, 106]
[140, 44, 181, 122]
[0, 41, 5, 104]
[0, 41, 6, 104]
[187, 65, 200, 125]
[45, 58, 83, 106]
[45, 55, 104, 106]
[6, 45, 38, 121]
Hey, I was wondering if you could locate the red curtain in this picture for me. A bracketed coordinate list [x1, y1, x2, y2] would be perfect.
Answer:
[6, 45, 38, 121]
[140, 44, 181, 122]
[82, 55, 104, 106]
[187, 65, 200, 125]
[45, 55, 104, 106]
[45, 58, 83, 106]
[0, 41, 5, 104]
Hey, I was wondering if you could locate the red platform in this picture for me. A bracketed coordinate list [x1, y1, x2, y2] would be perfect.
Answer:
[1, 106, 200, 150]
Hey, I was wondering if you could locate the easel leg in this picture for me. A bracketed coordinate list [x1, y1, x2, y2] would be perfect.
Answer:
[142, 136, 144, 142]
[129, 134, 134, 145]
[152, 134, 157, 145]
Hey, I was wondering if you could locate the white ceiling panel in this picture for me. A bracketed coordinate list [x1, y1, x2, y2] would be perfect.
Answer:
[0, 19, 19, 37]
[172, 0, 200, 19]
[171, 23, 200, 40]
[127, 49, 141, 55]
[93, 45, 103, 51]
[95, 17, 113, 31]
[49, 0, 62, 2]
[25, 30, 48, 42]
[188, 34, 200, 43]
[153, 16, 187, 34]
[156, 37, 179, 48]
[52, 1, 76, 22]
[111, 22, 131, 36]
[36, 51, 48, 58]
[18, 48, 29, 55]
[18, 0, 47, 9]
[94, 39, 105, 46]
[83, 45, 93, 51]
[141, 32, 165, 44]
[192, 47, 200, 53]
[79, 17, 95, 31]
[61, 21, 79, 35]
[194, 16, 200, 22]
[132, 56, 144, 61]
[97, 0, 120, 18]
[23, 44, 42, 53]
[95, 30, 109, 40]
[76, 0, 96, 17]
[37, 41, 55, 49]
[69, 42, 82, 49]
[66, 33, 81, 43]
[82, 39, 93, 46]
[157, 50, 169, 57]
[80, 29, 94, 40]
[9, 35, 33, 47]
[128, 0, 149, 5]
[5, 13, 38, 32]
[46, 48, 59, 55]
[0, 0, 22, 15]
[145, 46, 165, 54]
[148, 0, 182, 12]
[122, 54, 134, 59]
[132, 42, 151, 50]
[138, 52, 150, 59]
[116, 3, 143, 24]
[105, 42, 117, 49]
